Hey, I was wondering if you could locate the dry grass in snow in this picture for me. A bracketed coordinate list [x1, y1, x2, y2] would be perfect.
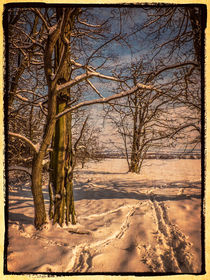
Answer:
[7, 159, 202, 273]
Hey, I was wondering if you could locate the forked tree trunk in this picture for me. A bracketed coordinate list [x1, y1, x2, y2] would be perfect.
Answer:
[128, 88, 148, 174]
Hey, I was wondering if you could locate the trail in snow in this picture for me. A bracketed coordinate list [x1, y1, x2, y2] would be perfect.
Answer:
[62, 198, 196, 273]
[65, 202, 143, 272]
[141, 195, 194, 273]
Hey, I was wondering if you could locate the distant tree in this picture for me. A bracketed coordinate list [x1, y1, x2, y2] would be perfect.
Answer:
[106, 62, 176, 173]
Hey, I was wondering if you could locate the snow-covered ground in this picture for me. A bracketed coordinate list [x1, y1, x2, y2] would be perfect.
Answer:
[7, 159, 202, 273]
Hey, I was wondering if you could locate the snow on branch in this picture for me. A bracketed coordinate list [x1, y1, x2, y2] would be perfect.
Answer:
[56, 83, 161, 119]
[70, 59, 96, 71]
[56, 71, 119, 93]
[87, 79, 104, 98]
[9, 132, 39, 154]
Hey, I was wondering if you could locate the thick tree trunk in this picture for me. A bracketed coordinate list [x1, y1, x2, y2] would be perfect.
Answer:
[50, 98, 76, 226]
[52, 100, 66, 226]
[49, 8, 77, 226]
[128, 89, 147, 174]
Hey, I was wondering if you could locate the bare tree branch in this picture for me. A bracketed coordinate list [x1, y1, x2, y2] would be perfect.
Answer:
[146, 61, 199, 82]
[56, 83, 161, 119]
[31, 8, 50, 31]
[78, 19, 102, 28]
[74, 116, 89, 152]
[56, 70, 120, 93]
[9, 132, 39, 154]
[87, 79, 104, 98]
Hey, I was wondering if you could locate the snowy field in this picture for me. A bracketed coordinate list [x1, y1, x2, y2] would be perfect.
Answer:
[7, 159, 202, 273]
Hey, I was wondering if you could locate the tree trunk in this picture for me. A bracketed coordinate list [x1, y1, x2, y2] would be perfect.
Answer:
[188, 7, 203, 65]
[50, 97, 76, 226]
[52, 99, 67, 226]
[31, 154, 47, 229]
[49, 8, 77, 226]
[129, 152, 141, 173]
[129, 94, 141, 174]
[31, 116, 56, 229]
[65, 112, 76, 224]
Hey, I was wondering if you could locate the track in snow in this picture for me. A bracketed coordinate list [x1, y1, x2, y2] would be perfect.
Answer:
[65, 202, 143, 272]
[141, 193, 195, 273]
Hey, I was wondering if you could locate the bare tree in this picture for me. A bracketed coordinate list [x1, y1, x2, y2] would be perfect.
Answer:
[105, 63, 177, 173]
[6, 6, 161, 228]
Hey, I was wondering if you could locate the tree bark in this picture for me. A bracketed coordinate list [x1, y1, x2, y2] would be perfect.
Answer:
[49, 8, 77, 226]
[52, 100, 66, 226]
[50, 95, 77, 226]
